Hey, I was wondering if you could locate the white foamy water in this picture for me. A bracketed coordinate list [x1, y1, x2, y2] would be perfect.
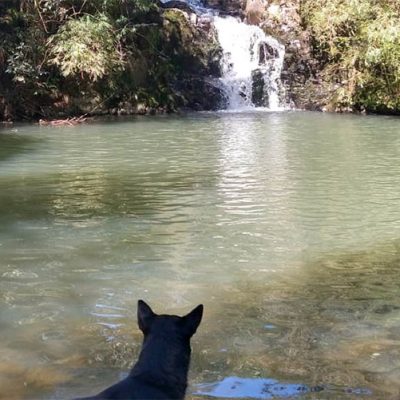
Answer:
[159, 1, 286, 110]
[213, 16, 285, 110]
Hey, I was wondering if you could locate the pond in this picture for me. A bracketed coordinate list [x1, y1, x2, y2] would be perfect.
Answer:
[1, 111, 400, 400]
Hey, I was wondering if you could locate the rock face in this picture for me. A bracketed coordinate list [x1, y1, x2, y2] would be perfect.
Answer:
[237, 0, 328, 110]
[161, 8, 224, 111]
[175, 78, 227, 110]
[204, 0, 335, 111]
[244, 0, 267, 25]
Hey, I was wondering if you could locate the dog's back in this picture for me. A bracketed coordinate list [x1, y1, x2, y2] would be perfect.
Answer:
[76, 300, 203, 400]
[76, 375, 181, 400]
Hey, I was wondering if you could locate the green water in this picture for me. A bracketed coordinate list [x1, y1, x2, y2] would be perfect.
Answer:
[1, 111, 400, 399]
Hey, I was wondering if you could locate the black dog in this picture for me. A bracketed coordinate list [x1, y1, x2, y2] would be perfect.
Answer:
[76, 300, 203, 400]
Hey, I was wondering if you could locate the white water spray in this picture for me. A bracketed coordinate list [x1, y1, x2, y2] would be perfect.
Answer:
[213, 16, 285, 110]
[160, 0, 286, 110]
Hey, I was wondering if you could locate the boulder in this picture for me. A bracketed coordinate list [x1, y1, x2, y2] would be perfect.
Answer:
[245, 0, 267, 25]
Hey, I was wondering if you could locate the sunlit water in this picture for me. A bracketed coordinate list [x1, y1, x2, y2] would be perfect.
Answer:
[1, 112, 400, 400]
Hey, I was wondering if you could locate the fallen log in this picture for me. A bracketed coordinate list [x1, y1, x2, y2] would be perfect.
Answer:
[38, 116, 88, 126]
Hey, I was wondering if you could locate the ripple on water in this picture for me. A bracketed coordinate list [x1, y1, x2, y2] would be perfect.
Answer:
[2, 113, 400, 400]
[2, 269, 39, 279]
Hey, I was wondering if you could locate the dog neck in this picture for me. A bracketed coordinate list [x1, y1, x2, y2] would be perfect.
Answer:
[130, 334, 191, 395]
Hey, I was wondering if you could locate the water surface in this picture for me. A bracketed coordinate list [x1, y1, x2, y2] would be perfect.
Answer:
[1, 112, 400, 399]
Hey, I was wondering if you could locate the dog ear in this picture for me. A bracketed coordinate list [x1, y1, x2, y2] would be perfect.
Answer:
[182, 304, 203, 337]
[137, 300, 155, 334]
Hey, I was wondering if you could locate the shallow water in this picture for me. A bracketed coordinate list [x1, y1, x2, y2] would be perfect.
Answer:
[1, 111, 400, 399]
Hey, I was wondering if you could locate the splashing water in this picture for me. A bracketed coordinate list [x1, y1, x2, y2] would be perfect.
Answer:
[213, 16, 285, 111]
[159, 1, 285, 110]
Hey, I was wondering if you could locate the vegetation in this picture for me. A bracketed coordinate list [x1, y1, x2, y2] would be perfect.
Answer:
[301, 0, 400, 113]
[2, 0, 400, 119]
[48, 13, 124, 82]
[0, 0, 222, 120]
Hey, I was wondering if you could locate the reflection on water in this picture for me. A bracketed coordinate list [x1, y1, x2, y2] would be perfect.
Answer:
[194, 376, 312, 398]
[194, 376, 371, 398]
[1, 113, 400, 399]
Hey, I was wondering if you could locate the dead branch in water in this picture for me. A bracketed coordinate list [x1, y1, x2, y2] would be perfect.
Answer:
[38, 116, 88, 126]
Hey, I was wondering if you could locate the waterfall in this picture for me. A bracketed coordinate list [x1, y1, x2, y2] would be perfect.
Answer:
[213, 16, 285, 111]
[161, 0, 286, 110]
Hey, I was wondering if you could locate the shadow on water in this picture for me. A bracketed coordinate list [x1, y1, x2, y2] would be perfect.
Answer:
[0, 169, 214, 226]
[0, 132, 40, 163]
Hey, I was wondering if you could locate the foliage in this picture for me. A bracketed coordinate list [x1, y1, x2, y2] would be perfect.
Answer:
[301, 0, 400, 112]
[48, 13, 124, 81]
[0, 0, 222, 120]
[5, 27, 47, 85]
[0, 6, 57, 119]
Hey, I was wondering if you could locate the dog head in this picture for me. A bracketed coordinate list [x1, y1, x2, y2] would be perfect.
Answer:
[137, 300, 203, 340]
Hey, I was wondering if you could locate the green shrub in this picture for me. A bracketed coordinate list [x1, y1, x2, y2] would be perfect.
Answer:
[48, 13, 124, 81]
[302, 0, 400, 112]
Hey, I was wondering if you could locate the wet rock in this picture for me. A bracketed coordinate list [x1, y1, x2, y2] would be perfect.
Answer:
[254, 0, 361, 111]
[204, 0, 245, 16]
[259, 41, 279, 65]
[242, 0, 331, 110]
[251, 68, 269, 107]
[197, 14, 214, 32]
[158, 0, 196, 14]
[175, 78, 227, 110]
